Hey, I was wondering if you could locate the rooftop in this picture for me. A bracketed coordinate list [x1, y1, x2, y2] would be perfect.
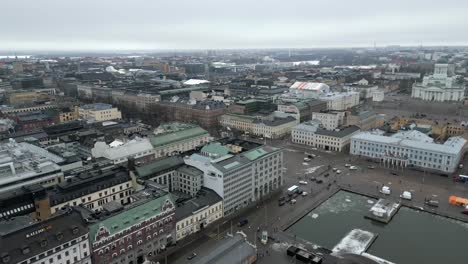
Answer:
[192, 233, 256, 264]
[0, 209, 87, 264]
[83, 192, 174, 243]
[81, 103, 113, 111]
[352, 132, 466, 155]
[135, 156, 184, 179]
[316, 126, 361, 138]
[49, 166, 130, 206]
[175, 188, 222, 221]
[151, 124, 209, 148]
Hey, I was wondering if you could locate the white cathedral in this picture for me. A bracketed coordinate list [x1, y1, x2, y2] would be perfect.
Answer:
[411, 64, 465, 102]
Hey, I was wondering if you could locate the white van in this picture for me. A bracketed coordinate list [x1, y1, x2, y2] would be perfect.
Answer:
[400, 191, 412, 200]
[380, 186, 391, 195]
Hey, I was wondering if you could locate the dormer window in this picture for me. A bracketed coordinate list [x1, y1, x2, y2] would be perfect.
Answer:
[1, 254, 10, 263]
[56, 232, 63, 241]
[22, 246, 30, 255]
[72, 227, 79, 235]
[40, 239, 47, 248]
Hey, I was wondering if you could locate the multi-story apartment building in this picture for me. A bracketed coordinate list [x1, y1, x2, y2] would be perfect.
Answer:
[153, 101, 226, 134]
[91, 137, 155, 165]
[134, 156, 185, 191]
[345, 111, 385, 131]
[78, 103, 122, 122]
[312, 111, 345, 130]
[350, 130, 466, 174]
[292, 121, 361, 152]
[0, 209, 91, 264]
[150, 122, 211, 158]
[175, 188, 223, 241]
[0, 139, 65, 194]
[81, 191, 176, 264]
[185, 142, 283, 215]
[319, 92, 360, 111]
[34, 166, 133, 220]
[277, 99, 327, 122]
[220, 114, 298, 139]
[173, 165, 204, 197]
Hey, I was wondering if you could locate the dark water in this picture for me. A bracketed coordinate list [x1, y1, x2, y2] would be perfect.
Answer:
[287, 191, 468, 264]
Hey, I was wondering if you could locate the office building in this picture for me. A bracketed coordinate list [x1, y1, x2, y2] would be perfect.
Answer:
[185, 142, 283, 216]
[39, 166, 133, 220]
[150, 122, 211, 158]
[319, 92, 360, 111]
[78, 103, 122, 122]
[175, 188, 223, 241]
[220, 114, 298, 139]
[0, 139, 64, 194]
[0, 209, 91, 264]
[350, 130, 466, 173]
[292, 122, 360, 152]
[312, 111, 345, 130]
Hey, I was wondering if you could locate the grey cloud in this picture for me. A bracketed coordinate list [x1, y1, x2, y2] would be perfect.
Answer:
[1, 0, 468, 51]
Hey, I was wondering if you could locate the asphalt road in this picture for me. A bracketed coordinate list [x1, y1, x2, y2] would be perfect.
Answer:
[167, 139, 468, 264]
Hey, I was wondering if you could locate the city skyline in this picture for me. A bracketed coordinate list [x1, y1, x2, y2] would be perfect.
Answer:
[2, 0, 468, 51]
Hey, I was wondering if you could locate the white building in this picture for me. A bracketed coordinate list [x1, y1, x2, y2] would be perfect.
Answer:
[372, 90, 385, 102]
[292, 121, 361, 152]
[412, 64, 465, 102]
[289, 82, 330, 99]
[345, 79, 379, 99]
[0, 139, 65, 194]
[175, 188, 223, 241]
[319, 92, 360, 110]
[350, 130, 466, 174]
[91, 137, 154, 164]
[78, 103, 122, 122]
[184, 143, 284, 216]
[312, 111, 345, 130]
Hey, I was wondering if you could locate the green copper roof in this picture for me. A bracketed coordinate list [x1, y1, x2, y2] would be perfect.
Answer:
[135, 156, 184, 178]
[201, 143, 230, 157]
[88, 194, 174, 243]
[150, 126, 209, 148]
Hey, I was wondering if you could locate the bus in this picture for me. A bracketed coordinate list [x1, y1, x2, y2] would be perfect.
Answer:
[287, 185, 299, 196]
[454, 175, 468, 183]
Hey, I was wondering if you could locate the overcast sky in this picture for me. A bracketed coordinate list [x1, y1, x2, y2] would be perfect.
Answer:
[2, 0, 468, 51]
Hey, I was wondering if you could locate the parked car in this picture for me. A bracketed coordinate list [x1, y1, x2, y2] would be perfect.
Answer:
[324, 173, 329, 177]
[238, 219, 249, 227]
[299, 180, 308, 185]
[345, 164, 351, 167]
[304, 157, 311, 162]
[302, 192, 308, 196]
[291, 199, 297, 204]
[310, 177, 317, 182]
[349, 166, 358, 170]
[380, 186, 391, 195]
[336, 170, 342, 174]
[391, 171, 398, 176]
[187, 252, 197, 260]
[425, 198, 439, 207]
[332, 167, 338, 172]
[316, 179, 323, 184]
[278, 197, 286, 206]
[400, 191, 412, 200]
[367, 165, 375, 169]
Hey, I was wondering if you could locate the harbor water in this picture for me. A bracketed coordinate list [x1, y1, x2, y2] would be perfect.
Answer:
[287, 191, 468, 264]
